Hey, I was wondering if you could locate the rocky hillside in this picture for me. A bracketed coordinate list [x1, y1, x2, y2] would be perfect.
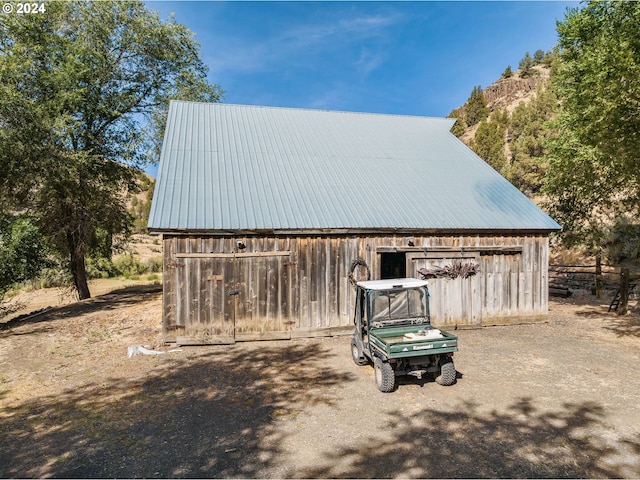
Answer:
[480, 66, 550, 113]
[450, 61, 555, 197]
[455, 65, 551, 145]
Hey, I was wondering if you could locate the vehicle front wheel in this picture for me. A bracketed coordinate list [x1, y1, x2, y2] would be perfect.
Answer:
[351, 336, 368, 366]
[374, 357, 395, 392]
[435, 358, 457, 386]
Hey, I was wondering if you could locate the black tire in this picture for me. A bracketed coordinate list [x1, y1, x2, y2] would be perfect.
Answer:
[436, 358, 457, 386]
[351, 336, 368, 366]
[374, 357, 395, 392]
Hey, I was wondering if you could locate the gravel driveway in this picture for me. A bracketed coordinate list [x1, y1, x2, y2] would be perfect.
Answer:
[1, 291, 639, 478]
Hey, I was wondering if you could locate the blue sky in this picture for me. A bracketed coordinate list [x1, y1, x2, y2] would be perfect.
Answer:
[144, 0, 577, 176]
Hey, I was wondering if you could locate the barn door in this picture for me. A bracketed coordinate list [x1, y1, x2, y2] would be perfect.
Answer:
[234, 254, 291, 341]
[205, 258, 237, 344]
[174, 252, 292, 344]
[172, 257, 236, 345]
[407, 253, 481, 325]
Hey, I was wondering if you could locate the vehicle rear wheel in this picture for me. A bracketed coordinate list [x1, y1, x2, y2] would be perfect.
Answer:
[374, 357, 395, 392]
[435, 358, 456, 386]
[351, 336, 368, 366]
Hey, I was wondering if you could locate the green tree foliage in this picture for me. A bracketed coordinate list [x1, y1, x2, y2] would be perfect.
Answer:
[470, 110, 508, 172]
[556, 1, 640, 164]
[465, 85, 488, 127]
[465, 78, 557, 197]
[0, 215, 50, 299]
[533, 49, 545, 64]
[603, 218, 640, 266]
[457, 48, 560, 197]
[518, 51, 534, 78]
[544, 1, 640, 252]
[504, 84, 557, 195]
[540, 50, 556, 67]
[0, 1, 222, 299]
[447, 109, 466, 137]
[502, 65, 513, 79]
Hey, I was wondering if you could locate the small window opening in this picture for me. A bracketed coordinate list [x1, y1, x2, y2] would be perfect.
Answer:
[380, 252, 406, 279]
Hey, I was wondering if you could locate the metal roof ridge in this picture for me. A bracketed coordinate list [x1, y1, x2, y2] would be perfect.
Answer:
[169, 100, 452, 122]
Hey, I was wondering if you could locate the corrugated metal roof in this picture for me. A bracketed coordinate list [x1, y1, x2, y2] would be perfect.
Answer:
[148, 101, 561, 232]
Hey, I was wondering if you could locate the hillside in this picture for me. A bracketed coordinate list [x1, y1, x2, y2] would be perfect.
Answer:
[452, 64, 550, 141]
[449, 62, 555, 197]
[456, 65, 551, 145]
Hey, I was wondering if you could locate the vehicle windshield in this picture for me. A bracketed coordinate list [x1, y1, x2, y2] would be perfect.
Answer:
[369, 287, 429, 326]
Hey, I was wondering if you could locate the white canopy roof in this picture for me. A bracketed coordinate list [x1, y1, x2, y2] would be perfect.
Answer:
[356, 278, 428, 291]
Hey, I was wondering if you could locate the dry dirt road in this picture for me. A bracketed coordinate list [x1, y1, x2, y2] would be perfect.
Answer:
[1, 286, 639, 478]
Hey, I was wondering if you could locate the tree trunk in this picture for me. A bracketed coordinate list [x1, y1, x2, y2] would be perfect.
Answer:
[618, 267, 630, 316]
[595, 253, 602, 299]
[69, 236, 91, 300]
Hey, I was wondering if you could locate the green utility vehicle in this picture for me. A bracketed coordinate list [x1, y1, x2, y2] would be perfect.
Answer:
[350, 278, 458, 392]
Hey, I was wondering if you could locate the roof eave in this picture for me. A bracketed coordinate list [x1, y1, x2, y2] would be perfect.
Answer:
[148, 226, 561, 237]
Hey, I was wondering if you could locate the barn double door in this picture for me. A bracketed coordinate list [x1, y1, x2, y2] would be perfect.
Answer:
[175, 252, 292, 344]
[407, 253, 482, 325]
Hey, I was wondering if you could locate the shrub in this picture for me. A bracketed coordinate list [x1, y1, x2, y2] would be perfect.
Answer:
[113, 255, 149, 278]
[86, 257, 119, 279]
[146, 257, 163, 273]
[0, 214, 50, 297]
[38, 268, 71, 289]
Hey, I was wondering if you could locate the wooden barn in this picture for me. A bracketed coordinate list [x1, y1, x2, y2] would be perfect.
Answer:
[148, 101, 561, 345]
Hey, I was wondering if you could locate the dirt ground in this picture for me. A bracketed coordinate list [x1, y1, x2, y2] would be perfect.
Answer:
[1, 287, 639, 478]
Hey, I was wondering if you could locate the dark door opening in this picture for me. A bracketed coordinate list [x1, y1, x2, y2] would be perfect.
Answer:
[380, 252, 406, 279]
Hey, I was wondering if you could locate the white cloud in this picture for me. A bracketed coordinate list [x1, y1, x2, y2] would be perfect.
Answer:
[355, 47, 384, 77]
[208, 10, 404, 77]
[282, 13, 402, 48]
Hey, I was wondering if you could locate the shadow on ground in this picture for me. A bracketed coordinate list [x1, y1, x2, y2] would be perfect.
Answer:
[295, 398, 640, 478]
[556, 296, 640, 338]
[3, 347, 639, 478]
[0, 284, 162, 332]
[0, 342, 352, 478]
[604, 314, 640, 338]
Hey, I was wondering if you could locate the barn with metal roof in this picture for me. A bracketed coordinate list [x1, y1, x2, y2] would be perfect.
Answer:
[149, 101, 560, 344]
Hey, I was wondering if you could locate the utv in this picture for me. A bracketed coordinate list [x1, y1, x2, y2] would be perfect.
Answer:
[350, 278, 458, 392]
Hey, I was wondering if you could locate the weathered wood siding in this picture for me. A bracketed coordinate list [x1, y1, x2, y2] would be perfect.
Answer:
[162, 233, 550, 344]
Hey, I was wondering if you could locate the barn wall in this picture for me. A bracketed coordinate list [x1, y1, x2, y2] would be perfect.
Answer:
[162, 233, 550, 344]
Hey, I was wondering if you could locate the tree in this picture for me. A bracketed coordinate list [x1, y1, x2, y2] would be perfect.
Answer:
[465, 85, 488, 127]
[518, 51, 534, 77]
[505, 83, 557, 195]
[544, 1, 640, 252]
[502, 65, 513, 78]
[555, 1, 640, 167]
[602, 218, 640, 266]
[447, 109, 466, 137]
[0, 1, 223, 298]
[470, 111, 508, 172]
[544, 126, 615, 250]
[0, 215, 50, 300]
[533, 49, 545, 64]
[541, 50, 556, 67]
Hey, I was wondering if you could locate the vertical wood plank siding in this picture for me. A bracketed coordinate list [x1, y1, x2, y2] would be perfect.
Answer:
[162, 233, 550, 343]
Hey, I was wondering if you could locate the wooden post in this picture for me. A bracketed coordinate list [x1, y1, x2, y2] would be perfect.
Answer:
[595, 254, 602, 299]
[618, 267, 630, 315]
